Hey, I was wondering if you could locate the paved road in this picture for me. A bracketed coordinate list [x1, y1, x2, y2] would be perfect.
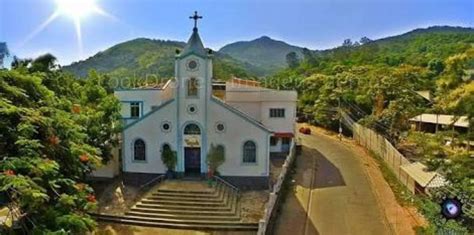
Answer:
[275, 131, 391, 235]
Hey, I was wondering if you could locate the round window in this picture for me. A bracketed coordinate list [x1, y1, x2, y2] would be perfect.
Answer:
[161, 121, 171, 132]
[187, 60, 198, 70]
[187, 104, 198, 114]
[215, 122, 225, 133]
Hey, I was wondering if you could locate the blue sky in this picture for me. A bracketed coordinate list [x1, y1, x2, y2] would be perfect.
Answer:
[1, 0, 473, 65]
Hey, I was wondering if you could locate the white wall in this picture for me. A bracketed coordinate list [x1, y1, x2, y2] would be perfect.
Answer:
[115, 89, 163, 120]
[208, 100, 270, 177]
[122, 100, 177, 174]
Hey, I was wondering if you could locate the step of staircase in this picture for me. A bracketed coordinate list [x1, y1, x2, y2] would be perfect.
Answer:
[151, 191, 220, 198]
[125, 211, 241, 221]
[134, 202, 234, 211]
[147, 195, 225, 202]
[156, 189, 214, 194]
[141, 198, 227, 207]
[94, 214, 258, 231]
[129, 207, 236, 216]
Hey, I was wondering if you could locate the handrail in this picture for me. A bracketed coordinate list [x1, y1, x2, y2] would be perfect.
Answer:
[213, 175, 239, 194]
[140, 175, 165, 190]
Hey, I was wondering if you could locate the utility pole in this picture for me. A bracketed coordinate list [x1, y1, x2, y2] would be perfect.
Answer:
[337, 79, 342, 141]
[338, 96, 342, 141]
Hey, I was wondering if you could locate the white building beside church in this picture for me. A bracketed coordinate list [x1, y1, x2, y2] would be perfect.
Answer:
[95, 19, 297, 188]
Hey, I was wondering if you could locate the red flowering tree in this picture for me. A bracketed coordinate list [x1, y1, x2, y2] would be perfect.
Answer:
[0, 55, 121, 233]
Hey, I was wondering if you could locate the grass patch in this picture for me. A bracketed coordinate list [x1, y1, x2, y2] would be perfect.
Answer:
[368, 150, 415, 206]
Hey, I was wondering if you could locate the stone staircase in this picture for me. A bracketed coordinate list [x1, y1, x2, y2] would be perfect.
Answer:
[94, 178, 258, 231]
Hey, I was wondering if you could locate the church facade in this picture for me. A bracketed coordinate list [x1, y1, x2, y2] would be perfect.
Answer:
[105, 18, 297, 188]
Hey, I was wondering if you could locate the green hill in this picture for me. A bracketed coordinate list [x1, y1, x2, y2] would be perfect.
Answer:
[63, 38, 258, 80]
[219, 36, 304, 75]
[316, 26, 474, 71]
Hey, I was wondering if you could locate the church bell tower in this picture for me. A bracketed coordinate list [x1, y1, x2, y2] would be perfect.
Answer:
[175, 11, 213, 175]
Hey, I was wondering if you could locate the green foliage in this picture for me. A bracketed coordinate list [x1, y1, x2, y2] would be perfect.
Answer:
[0, 55, 121, 233]
[206, 144, 225, 172]
[161, 145, 177, 171]
[64, 38, 257, 81]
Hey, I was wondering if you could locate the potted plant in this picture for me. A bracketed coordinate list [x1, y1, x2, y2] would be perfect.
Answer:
[206, 144, 225, 179]
[161, 145, 177, 179]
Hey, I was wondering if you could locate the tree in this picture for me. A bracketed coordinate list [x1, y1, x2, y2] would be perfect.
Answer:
[286, 51, 300, 69]
[428, 59, 445, 75]
[342, 39, 353, 47]
[161, 145, 177, 171]
[30, 53, 59, 73]
[206, 144, 225, 174]
[0, 42, 9, 68]
[359, 37, 372, 45]
[0, 55, 121, 233]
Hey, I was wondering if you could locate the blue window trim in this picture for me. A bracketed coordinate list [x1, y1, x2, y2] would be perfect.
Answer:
[123, 99, 175, 131]
[120, 100, 144, 119]
[241, 139, 258, 165]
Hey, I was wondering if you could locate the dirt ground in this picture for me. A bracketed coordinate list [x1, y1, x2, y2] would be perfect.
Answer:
[240, 190, 268, 223]
[91, 178, 145, 216]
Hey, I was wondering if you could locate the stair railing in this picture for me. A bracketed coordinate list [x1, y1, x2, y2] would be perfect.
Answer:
[212, 176, 240, 214]
[139, 174, 165, 190]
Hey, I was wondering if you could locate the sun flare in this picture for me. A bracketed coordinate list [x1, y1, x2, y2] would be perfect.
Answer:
[55, 0, 100, 20]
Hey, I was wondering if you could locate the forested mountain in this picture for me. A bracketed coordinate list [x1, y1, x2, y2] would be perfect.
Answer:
[219, 36, 304, 75]
[63, 38, 259, 80]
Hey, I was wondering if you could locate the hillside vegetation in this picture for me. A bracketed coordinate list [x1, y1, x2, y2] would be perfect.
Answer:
[64, 38, 256, 81]
[219, 36, 304, 75]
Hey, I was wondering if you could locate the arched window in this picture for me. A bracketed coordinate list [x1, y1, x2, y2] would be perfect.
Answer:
[187, 78, 198, 97]
[133, 139, 146, 161]
[243, 141, 256, 163]
[184, 123, 201, 135]
[162, 143, 171, 152]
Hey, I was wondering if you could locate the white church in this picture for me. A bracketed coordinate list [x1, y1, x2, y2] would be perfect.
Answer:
[94, 13, 297, 188]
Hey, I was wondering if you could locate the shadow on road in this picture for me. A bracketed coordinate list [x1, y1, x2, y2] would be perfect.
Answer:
[302, 146, 346, 189]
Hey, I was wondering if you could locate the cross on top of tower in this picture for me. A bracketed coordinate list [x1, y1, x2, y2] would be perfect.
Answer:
[189, 11, 203, 29]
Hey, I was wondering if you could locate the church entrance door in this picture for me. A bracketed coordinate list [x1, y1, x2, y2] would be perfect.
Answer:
[184, 147, 201, 175]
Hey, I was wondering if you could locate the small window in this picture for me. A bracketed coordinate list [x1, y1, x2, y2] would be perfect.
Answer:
[130, 102, 140, 118]
[215, 122, 225, 133]
[161, 121, 171, 132]
[133, 139, 146, 161]
[270, 137, 278, 146]
[187, 78, 199, 97]
[282, 137, 291, 145]
[187, 104, 197, 114]
[270, 108, 285, 118]
[243, 141, 257, 163]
